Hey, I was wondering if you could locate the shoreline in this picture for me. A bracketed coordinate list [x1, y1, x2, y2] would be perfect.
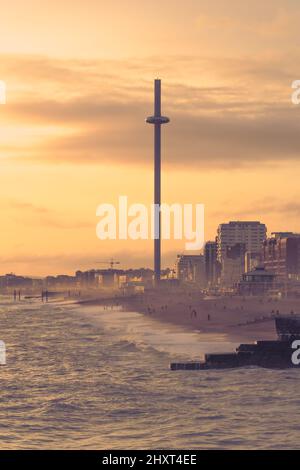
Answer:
[76, 292, 300, 344]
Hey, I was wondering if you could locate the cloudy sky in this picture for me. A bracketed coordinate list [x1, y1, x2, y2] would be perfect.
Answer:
[0, 0, 300, 275]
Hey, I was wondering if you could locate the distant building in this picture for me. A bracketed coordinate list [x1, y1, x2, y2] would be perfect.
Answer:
[204, 240, 221, 286]
[45, 274, 76, 288]
[217, 221, 267, 262]
[99, 271, 118, 287]
[121, 281, 145, 295]
[270, 232, 296, 238]
[238, 266, 277, 296]
[75, 270, 100, 288]
[221, 243, 246, 288]
[118, 269, 154, 289]
[0, 273, 35, 289]
[217, 221, 267, 287]
[75, 268, 156, 290]
[245, 251, 262, 273]
[263, 233, 300, 281]
[176, 254, 205, 285]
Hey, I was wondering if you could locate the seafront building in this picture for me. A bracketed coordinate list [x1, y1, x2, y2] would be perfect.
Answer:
[204, 240, 221, 287]
[175, 254, 205, 286]
[221, 243, 246, 288]
[217, 221, 267, 262]
[263, 233, 300, 281]
[245, 251, 262, 273]
[216, 221, 267, 288]
[238, 266, 278, 296]
[0, 273, 40, 289]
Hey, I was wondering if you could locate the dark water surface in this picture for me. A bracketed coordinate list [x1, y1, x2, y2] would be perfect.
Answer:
[0, 299, 299, 449]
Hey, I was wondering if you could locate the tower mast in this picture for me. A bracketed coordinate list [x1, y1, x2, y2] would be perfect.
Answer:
[146, 79, 170, 286]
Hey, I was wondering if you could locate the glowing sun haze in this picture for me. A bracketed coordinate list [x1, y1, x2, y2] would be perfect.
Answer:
[0, 0, 300, 275]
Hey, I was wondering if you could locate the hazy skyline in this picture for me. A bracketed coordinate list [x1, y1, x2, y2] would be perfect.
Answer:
[0, 0, 300, 275]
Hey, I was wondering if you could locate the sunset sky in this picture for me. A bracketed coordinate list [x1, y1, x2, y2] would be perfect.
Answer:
[0, 0, 300, 275]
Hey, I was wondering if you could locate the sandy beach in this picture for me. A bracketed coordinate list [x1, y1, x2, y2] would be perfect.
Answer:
[77, 290, 300, 344]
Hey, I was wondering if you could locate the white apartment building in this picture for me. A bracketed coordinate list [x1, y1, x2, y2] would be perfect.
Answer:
[217, 221, 267, 264]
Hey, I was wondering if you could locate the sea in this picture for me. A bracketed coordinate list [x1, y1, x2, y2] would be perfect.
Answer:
[0, 297, 300, 450]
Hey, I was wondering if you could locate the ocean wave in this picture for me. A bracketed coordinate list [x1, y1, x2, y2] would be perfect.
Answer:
[0, 301, 300, 449]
